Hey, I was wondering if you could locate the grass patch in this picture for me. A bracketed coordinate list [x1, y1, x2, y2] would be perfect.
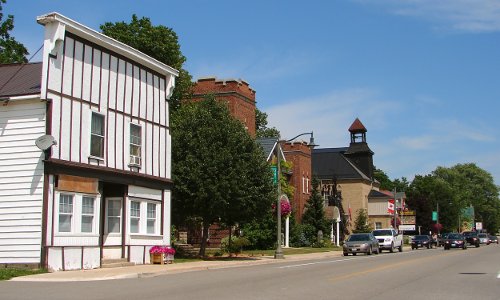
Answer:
[242, 246, 341, 257]
[0, 268, 47, 281]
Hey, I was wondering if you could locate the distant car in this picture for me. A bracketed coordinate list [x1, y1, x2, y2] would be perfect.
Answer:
[477, 233, 491, 245]
[489, 235, 499, 244]
[411, 235, 433, 249]
[462, 231, 480, 247]
[437, 233, 450, 247]
[343, 233, 380, 256]
[443, 233, 467, 250]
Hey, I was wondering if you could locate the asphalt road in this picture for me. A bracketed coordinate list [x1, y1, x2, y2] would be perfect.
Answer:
[2, 245, 500, 300]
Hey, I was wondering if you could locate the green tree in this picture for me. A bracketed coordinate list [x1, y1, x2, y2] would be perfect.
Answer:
[100, 15, 192, 111]
[434, 163, 500, 233]
[373, 167, 393, 190]
[171, 96, 275, 256]
[301, 178, 330, 246]
[255, 108, 280, 138]
[352, 208, 373, 233]
[0, 0, 28, 63]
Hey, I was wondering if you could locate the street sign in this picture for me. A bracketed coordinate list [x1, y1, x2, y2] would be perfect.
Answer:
[271, 166, 278, 184]
[432, 211, 438, 221]
[475, 222, 483, 230]
[399, 225, 415, 231]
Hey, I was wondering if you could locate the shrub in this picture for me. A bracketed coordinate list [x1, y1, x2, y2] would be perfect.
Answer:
[221, 236, 251, 255]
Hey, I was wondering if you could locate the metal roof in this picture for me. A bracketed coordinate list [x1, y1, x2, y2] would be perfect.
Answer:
[312, 147, 371, 181]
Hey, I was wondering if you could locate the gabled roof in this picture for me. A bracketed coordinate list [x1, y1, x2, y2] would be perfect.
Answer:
[256, 137, 285, 162]
[369, 189, 391, 198]
[0, 63, 42, 99]
[312, 147, 370, 181]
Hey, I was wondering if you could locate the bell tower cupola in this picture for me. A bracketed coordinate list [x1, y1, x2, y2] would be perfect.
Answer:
[344, 118, 375, 180]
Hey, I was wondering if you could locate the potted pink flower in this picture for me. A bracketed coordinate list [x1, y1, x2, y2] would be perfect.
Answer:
[149, 245, 176, 264]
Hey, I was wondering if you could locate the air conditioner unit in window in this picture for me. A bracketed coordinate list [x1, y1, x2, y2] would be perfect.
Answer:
[130, 155, 141, 165]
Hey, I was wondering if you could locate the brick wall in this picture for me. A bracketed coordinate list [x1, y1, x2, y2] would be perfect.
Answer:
[191, 77, 256, 136]
[282, 141, 312, 223]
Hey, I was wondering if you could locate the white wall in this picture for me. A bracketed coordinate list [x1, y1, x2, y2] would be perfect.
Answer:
[0, 99, 46, 264]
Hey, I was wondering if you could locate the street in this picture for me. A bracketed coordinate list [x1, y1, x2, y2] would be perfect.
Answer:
[2, 245, 500, 300]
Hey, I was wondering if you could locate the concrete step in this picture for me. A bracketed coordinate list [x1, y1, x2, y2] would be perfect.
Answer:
[101, 259, 135, 268]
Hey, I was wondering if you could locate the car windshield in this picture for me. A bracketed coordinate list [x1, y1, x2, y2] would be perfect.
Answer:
[463, 232, 476, 237]
[372, 230, 392, 236]
[447, 233, 463, 239]
[348, 234, 370, 242]
[413, 235, 428, 240]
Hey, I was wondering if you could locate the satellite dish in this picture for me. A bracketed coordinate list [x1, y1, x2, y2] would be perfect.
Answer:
[333, 206, 340, 221]
[35, 135, 57, 150]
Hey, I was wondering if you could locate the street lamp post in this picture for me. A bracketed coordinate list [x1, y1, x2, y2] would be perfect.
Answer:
[274, 132, 317, 259]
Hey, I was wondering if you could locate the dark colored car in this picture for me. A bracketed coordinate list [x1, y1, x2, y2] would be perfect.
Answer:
[437, 233, 450, 247]
[462, 231, 480, 247]
[489, 235, 499, 244]
[411, 235, 433, 249]
[443, 233, 467, 250]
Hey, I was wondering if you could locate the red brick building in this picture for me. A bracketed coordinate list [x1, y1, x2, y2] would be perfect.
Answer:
[191, 77, 256, 137]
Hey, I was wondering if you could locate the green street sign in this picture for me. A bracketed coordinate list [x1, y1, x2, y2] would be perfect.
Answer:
[271, 166, 278, 184]
[432, 211, 438, 221]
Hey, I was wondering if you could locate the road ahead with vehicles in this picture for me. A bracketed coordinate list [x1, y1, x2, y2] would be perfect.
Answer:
[2, 243, 500, 300]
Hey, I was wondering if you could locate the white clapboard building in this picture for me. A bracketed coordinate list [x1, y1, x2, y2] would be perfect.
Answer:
[0, 12, 177, 271]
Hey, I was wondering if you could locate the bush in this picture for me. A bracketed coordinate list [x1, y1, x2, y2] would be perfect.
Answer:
[221, 236, 251, 255]
[290, 223, 316, 247]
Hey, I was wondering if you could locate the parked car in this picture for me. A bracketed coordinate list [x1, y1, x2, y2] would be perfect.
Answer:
[437, 233, 450, 247]
[462, 231, 480, 247]
[443, 233, 467, 250]
[489, 235, 498, 244]
[411, 235, 433, 249]
[477, 233, 490, 245]
[372, 229, 403, 253]
[343, 233, 380, 256]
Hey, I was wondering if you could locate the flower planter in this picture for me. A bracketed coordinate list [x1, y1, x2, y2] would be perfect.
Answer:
[150, 253, 165, 265]
[149, 246, 176, 264]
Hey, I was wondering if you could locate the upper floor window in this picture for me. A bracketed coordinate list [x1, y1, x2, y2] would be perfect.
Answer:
[91, 113, 105, 158]
[130, 123, 142, 166]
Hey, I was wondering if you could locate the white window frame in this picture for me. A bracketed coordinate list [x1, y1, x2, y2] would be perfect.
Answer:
[130, 201, 141, 234]
[106, 198, 122, 234]
[129, 123, 142, 166]
[56, 192, 100, 235]
[90, 112, 105, 159]
[81, 196, 96, 233]
[128, 198, 160, 236]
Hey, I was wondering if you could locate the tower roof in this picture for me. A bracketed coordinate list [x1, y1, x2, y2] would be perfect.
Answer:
[348, 118, 367, 133]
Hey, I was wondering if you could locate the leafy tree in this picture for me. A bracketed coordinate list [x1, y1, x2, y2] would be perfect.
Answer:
[352, 209, 373, 233]
[255, 108, 280, 138]
[171, 96, 275, 256]
[301, 178, 330, 245]
[100, 15, 192, 111]
[373, 167, 393, 190]
[0, 0, 28, 63]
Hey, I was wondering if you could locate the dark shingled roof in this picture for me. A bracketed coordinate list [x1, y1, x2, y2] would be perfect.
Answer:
[0, 63, 42, 98]
[312, 147, 370, 181]
[369, 189, 391, 198]
[256, 137, 278, 161]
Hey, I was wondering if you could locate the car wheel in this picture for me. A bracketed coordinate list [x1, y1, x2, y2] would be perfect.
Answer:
[375, 247, 379, 254]
[476, 243, 480, 248]
[343, 252, 348, 256]
[462, 245, 467, 250]
[367, 247, 372, 255]
[390, 243, 394, 253]
[352, 253, 357, 256]
[399, 244, 403, 252]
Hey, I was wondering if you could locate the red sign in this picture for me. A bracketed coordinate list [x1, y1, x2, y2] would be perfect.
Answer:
[387, 199, 395, 214]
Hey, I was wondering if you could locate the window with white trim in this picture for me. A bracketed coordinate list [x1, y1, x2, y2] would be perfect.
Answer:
[91, 112, 105, 158]
[57, 193, 99, 234]
[81, 196, 95, 233]
[130, 201, 141, 234]
[375, 222, 382, 230]
[59, 194, 73, 232]
[107, 199, 122, 233]
[128, 199, 160, 235]
[147, 203, 156, 234]
[130, 123, 142, 166]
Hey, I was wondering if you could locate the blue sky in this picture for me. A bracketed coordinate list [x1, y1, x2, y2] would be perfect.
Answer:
[6, 0, 500, 185]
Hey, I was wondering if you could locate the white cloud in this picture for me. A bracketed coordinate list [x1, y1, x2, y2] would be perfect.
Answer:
[354, 0, 500, 33]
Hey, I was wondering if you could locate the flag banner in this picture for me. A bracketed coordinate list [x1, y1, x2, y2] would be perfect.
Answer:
[387, 199, 395, 214]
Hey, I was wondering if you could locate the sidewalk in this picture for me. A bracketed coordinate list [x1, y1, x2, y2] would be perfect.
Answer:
[10, 251, 343, 282]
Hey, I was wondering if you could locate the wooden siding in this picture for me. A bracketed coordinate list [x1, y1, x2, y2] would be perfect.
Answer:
[0, 99, 45, 263]
[45, 35, 170, 179]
